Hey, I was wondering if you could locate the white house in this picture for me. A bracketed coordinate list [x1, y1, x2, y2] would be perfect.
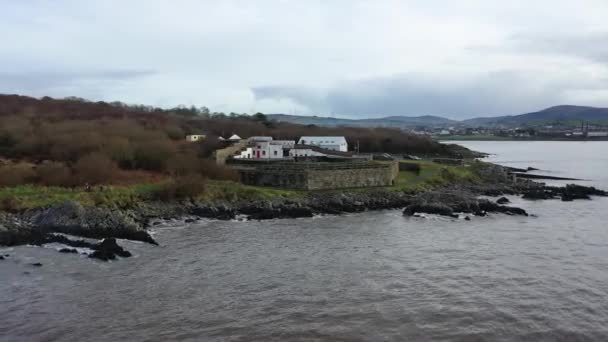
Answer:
[185, 134, 206, 142]
[251, 141, 284, 159]
[234, 139, 295, 159]
[297, 136, 348, 152]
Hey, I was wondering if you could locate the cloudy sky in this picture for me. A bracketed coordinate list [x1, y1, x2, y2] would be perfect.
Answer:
[2, 0, 608, 119]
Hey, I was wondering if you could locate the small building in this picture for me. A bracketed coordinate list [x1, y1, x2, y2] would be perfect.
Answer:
[252, 141, 284, 159]
[227, 134, 242, 142]
[185, 134, 206, 142]
[297, 136, 348, 152]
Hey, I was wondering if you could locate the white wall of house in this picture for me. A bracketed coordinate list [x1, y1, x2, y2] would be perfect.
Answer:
[297, 136, 348, 152]
[234, 147, 254, 159]
[252, 142, 284, 159]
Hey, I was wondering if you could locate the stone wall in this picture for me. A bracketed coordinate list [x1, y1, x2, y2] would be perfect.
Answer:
[235, 161, 397, 190]
[306, 166, 395, 190]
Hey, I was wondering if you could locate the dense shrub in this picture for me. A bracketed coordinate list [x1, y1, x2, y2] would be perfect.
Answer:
[0, 195, 21, 212]
[133, 141, 175, 172]
[199, 159, 239, 181]
[152, 175, 207, 200]
[0, 163, 36, 186]
[73, 152, 119, 185]
[166, 154, 202, 176]
[35, 162, 73, 186]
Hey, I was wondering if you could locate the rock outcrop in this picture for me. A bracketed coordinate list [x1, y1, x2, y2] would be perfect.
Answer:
[23, 202, 157, 245]
[402, 190, 528, 218]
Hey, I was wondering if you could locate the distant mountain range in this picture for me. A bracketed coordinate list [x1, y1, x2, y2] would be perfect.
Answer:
[268, 105, 608, 129]
[266, 114, 456, 128]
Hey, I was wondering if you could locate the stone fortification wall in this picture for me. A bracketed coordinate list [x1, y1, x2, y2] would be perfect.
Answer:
[234, 161, 397, 190]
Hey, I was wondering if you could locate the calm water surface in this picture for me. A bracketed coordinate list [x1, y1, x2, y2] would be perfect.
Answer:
[2, 141, 608, 341]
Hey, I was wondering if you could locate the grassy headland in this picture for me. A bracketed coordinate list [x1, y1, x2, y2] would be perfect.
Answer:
[0, 94, 478, 212]
[0, 159, 480, 212]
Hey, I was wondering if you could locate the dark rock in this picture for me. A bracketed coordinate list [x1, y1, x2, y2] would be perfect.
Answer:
[0, 255, 4, 260]
[184, 218, 196, 223]
[464, 216, 471, 221]
[522, 189, 555, 200]
[403, 203, 454, 217]
[89, 238, 132, 261]
[59, 248, 78, 254]
[190, 206, 236, 220]
[30, 262, 43, 267]
[496, 197, 510, 204]
[24, 201, 156, 244]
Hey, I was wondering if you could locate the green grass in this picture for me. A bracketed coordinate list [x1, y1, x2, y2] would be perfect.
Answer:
[0, 184, 163, 211]
[0, 180, 303, 211]
[0, 161, 479, 211]
[389, 160, 479, 192]
[202, 180, 303, 202]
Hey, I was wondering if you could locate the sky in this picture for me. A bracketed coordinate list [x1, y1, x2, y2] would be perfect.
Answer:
[1, 0, 608, 119]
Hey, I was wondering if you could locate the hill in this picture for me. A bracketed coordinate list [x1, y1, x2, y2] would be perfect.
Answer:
[463, 105, 608, 127]
[269, 106, 608, 129]
[266, 114, 456, 128]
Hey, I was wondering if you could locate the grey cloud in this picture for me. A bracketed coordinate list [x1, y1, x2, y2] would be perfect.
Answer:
[0, 69, 156, 97]
[472, 32, 608, 63]
[252, 71, 607, 119]
[252, 86, 327, 109]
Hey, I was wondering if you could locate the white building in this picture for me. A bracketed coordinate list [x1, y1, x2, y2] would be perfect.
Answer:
[297, 136, 348, 152]
[228, 134, 242, 141]
[185, 134, 205, 142]
[234, 139, 295, 159]
[252, 141, 284, 159]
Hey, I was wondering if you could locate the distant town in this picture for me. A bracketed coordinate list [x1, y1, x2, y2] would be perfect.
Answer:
[424, 121, 608, 140]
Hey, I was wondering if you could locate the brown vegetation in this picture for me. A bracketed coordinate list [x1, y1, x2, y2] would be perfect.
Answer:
[0, 94, 453, 190]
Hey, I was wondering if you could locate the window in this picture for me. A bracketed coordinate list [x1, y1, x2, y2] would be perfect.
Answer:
[274, 151, 278, 156]
[262, 151, 266, 155]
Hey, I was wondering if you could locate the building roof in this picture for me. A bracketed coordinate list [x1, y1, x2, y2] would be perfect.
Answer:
[290, 144, 355, 157]
[228, 134, 242, 140]
[298, 136, 347, 144]
[247, 136, 273, 142]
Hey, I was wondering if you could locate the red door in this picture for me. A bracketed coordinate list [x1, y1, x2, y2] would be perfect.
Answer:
[256, 151, 261, 158]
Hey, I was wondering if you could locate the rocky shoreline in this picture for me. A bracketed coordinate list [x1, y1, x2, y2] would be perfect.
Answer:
[1, 163, 607, 262]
